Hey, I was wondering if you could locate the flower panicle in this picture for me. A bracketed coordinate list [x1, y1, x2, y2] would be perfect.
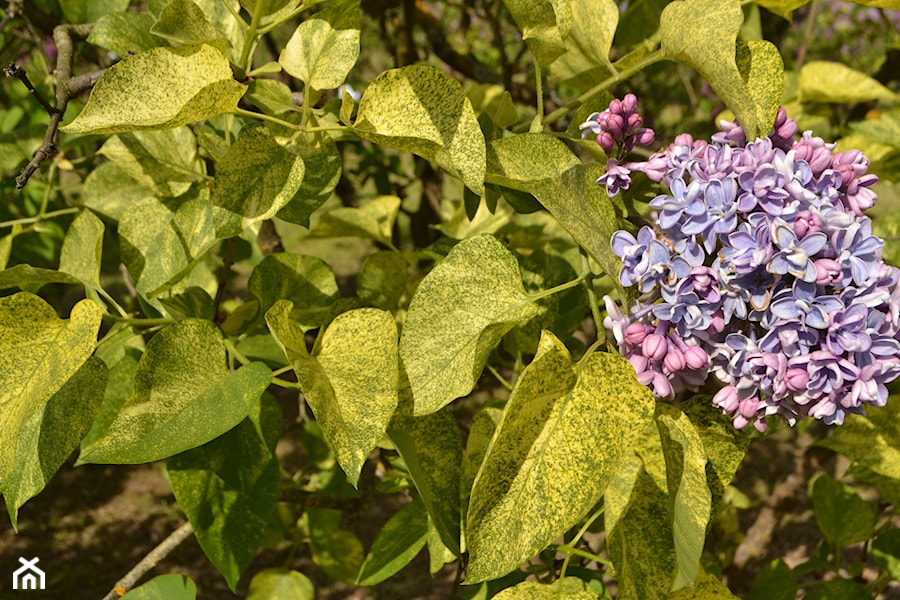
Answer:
[598, 101, 900, 432]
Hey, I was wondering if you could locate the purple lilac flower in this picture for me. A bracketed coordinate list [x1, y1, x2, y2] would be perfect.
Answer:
[595, 97, 900, 431]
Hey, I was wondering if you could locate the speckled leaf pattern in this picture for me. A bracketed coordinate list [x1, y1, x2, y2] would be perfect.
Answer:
[0, 265, 80, 292]
[0, 294, 102, 487]
[60, 0, 128, 23]
[660, 0, 779, 140]
[736, 41, 784, 138]
[246, 569, 315, 600]
[465, 333, 655, 583]
[800, 61, 898, 104]
[501, 0, 573, 66]
[529, 163, 622, 289]
[119, 574, 196, 600]
[655, 404, 712, 591]
[249, 253, 341, 329]
[308, 195, 400, 246]
[605, 450, 678, 600]
[167, 394, 282, 590]
[279, 0, 361, 90]
[752, 0, 809, 20]
[266, 301, 399, 487]
[61, 44, 246, 134]
[58, 210, 104, 289]
[3, 357, 107, 529]
[486, 133, 580, 192]
[399, 234, 540, 416]
[212, 124, 305, 227]
[388, 385, 463, 556]
[87, 12, 166, 57]
[460, 406, 502, 520]
[276, 137, 343, 227]
[493, 576, 600, 599]
[307, 508, 365, 583]
[667, 568, 739, 599]
[816, 400, 900, 480]
[549, 0, 618, 84]
[119, 196, 217, 298]
[150, 0, 230, 50]
[78, 319, 272, 464]
[356, 499, 429, 585]
[98, 127, 205, 197]
[354, 64, 486, 196]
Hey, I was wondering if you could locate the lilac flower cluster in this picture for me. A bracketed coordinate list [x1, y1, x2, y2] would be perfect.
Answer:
[591, 98, 900, 431]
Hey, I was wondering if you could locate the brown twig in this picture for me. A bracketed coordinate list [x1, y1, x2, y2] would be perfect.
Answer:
[9, 22, 94, 189]
[100, 521, 195, 600]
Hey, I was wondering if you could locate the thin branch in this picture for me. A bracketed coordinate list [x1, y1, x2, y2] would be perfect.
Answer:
[10, 23, 94, 189]
[101, 521, 195, 600]
[4, 64, 60, 115]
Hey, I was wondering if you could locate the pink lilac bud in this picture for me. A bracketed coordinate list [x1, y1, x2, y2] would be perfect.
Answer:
[634, 128, 656, 147]
[684, 346, 709, 370]
[814, 258, 843, 286]
[738, 396, 761, 419]
[597, 131, 615, 155]
[628, 353, 650, 374]
[713, 385, 740, 412]
[625, 322, 649, 345]
[608, 98, 622, 116]
[627, 113, 643, 131]
[642, 333, 668, 361]
[664, 348, 686, 372]
[785, 368, 810, 392]
[794, 210, 822, 238]
[621, 94, 637, 115]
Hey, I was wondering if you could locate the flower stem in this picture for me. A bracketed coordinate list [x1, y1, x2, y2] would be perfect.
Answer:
[238, 0, 267, 77]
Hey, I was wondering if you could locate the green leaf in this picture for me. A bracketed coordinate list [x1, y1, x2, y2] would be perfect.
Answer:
[800, 61, 898, 104]
[0, 264, 81, 292]
[816, 400, 900, 480]
[849, 108, 900, 149]
[548, 0, 618, 86]
[357, 499, 429, 585]
[60, 0, 129, 23]
[88, 12, 166, 57]
[276, 137, 343, 227]
[167, 394, 281, 590]
[0, 294, 102, 486]
[529, 163, 622, 286]
[752, 0, 810, 20]
[267, 302, 399, 487]
[388, 391, 463, 557]
[465, 334, 655, 583]
[357, 251, 410, 310]
[804, 578, 873, 600]
[749, 559, 799, 600]
[655, 404, 711, 591]
[249, 253, 341, 329]
[246, 569, 315, 600]
[212, 124, 305, 227]
[151, 0, 230, 50]
[120, 574, 196, 600]
[98, 127, 205, 197]
[81, 348, 140, 448]
[461, 406, 502, 519]
[399, 234, 540, 416]
[307, 508, 365, 584]
[812, 474, 876, 547]
[501, 0, 573, 66]
[279, 0, 361, 90]
[660, 0, 782, 139]
[78, 319, 271, 464]
[59, 209, 105, 289]
[354, 64, 486, 196]
[246, 79, 298, 115]
[61, 44, 246, 134]
[82, 162, 153, 222]
[668, 568, 739, 599]
[493, 576, 600, 599]
[486, 133, 580, 192]
[873, 528, 900, 582]
[119, 197, 218, 298]
[159, 287, 216, 321]
[3, 357, 107, 529]
[192, 0, 246, 58]
[308, 195, 400, 246]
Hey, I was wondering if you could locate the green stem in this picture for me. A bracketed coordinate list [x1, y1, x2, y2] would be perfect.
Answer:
[528, 275, 586, 303]
[96, 287, 129, 318]
[534, 58, 544, 129]
[581, 253, 605, 346]
[528, 47, 666, 132]
[557, 543, 613, 568]
[234, 107, 302, 130]
[486, 363, 513, 392]
[238, 0, 267, 77]
[271, 377, 302, 390]
[0, 206, 79, 229]
[224, 338, 251, 366]
[259, 2, 308, 35]
[103, 315, 176, 327]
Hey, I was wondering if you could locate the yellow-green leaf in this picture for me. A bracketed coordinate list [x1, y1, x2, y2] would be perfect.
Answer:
[494, 576, 601, 599]
[465, 334, 655, 583]
[736, 41, 784, 137]
[0, 294, 102, 486]
[267, 302, 399, 487]
[549, 0, 618, 86]
[247, 569, 314, 600]
[307, 195, 400, 246]
[399, 234, 540, 416]
[800, 61, 898, 104]
[248, 253, 341, 329]
[753, 0, 809, 20]
[150, 0, 230, 51]
[486, 133, 580, 192]
[59, 210, 105, 289]
[354, 64, 486, 196]
[88, 12, 166, 57]
[60, 0, 128, 23]
[816, 399, 900, 480]
[668, 568, 740, 599]
[61, 44, 246, 134]
[78, 319, 272, 464]
[279, 0, 361, 90]
[501, 0, 573, 66]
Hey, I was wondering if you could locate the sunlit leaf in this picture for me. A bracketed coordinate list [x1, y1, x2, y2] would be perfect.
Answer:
[279, 0, 361, 90]
[354, 64, 486, 195]
[267, 302, 399, 486]
[465, 334, 655, 582]
[816, 400, 900, 480]
[493, 576, 600, 599]
[399, 234, 539, 415]
[486, 133, 580, 192]
[58, 210, 104, 289]
[249, 253, 340, 329]
[151, 0, 230, 50]
[61, 44, 246, 134]
[246, 569, 314, 600]
[669, 568, 740, 599]
[308, 195, 400, 246]
[0, 294, 102, 489]
[78, 319, 271, 464]
[501, 0, 573, 66]
[120, 574, 196, 600]
[357, 499, 429, 585]
[549, 0, 618, 86]
[98, 127, 204, 197]
[88, 12, 166, 57]
[800, 61, 898, 104]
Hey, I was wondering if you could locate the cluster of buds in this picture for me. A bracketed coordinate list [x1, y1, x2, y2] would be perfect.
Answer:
[590, 99, 900, 431]
[579, 93, 656, 156]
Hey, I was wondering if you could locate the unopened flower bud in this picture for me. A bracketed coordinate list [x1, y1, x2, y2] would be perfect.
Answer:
[785, 368, 810, 392]
[597, 131, 614, 155]
[635, 128, 656, 147]
[684, 346, 709, 370]
[713, 385, 740, 412]
[794, 210, 822, 238]
[624, 322, 648, 345]
[627, 113, 643, 131]
[664, 348, 686, 372]
[628, 353, 649, 374]
[642, 333, 668, 361]
[621, 93, 637, 115]
[814, 258, 842, 286]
